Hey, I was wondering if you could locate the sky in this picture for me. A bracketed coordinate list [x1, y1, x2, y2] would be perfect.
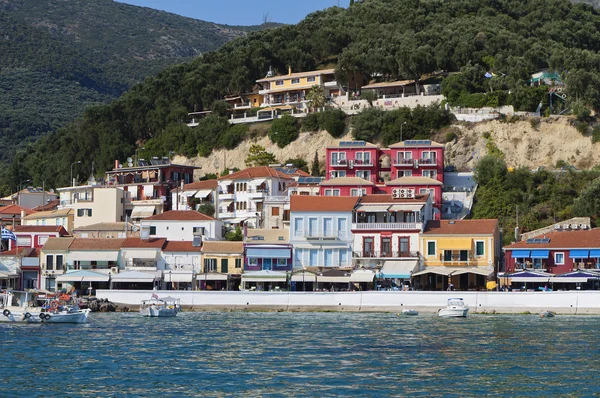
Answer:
[116, 0, 345, 26]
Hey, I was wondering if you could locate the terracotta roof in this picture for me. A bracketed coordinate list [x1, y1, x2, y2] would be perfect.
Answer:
[42, 237, 75, 251]
[358, 194, 429, 204]
[163, 241, 203, 252]
[73, 222, 134, 232]
[32, 199, 60, 212]
[423, 220, 498, 235]
[290, 196, 358, 212]
[180, 180, 218, 191]
[245, 229, 290, 244]
[218, 166, 293, 181]
[505, 229, 600, 249]
[388, 140, 444, 148]
[320, 177, 375, 186]
[362, 79, 416, 89]
[0, 247, 39, 257]
[201, 241, 244, 254]
[121, 238, 167, 249]
[0, 204, 35, 216]
[145, 210, 215, 221]
[386, 177, 443, 186]
[14, 225, 68, 235]
[69, 238, 126, 250]
[23, 208, 72, 220]
[256, 68, 335, 83]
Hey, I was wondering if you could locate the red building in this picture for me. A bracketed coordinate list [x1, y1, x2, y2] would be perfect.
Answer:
[323, 140, 445, 219]
[12, 225, 69, 249]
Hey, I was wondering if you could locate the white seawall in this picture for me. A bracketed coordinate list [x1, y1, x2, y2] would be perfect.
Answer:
[96, 290, 600, 314]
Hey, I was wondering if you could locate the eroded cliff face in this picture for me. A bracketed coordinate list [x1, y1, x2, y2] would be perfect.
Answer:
[175, 116, 596, 178]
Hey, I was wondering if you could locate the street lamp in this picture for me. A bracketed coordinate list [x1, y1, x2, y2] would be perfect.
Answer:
[400, 121, 407, 142]
[70, 161, 81, 187]
[135, 147, 145, 167]
[18, 179, 31, 192]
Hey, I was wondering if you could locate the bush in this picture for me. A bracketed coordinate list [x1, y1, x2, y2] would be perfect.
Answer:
[196, 203, 215, 217]
[445, 131, 457, 142]
[529, 118, 540, 131]
[269, 115, 299, 148]
[301, 113, 320, 132]
[320, 109, 346, 137]
[574, 122, 589, 135]
[593, 127, 600, 143]
[218, 124, 248, 149]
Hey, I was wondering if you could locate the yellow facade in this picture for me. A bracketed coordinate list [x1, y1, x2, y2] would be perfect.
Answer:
[201, 253, 243, 275]
[420, 235, 498, 268]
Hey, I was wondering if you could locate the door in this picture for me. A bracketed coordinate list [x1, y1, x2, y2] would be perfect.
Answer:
[221, 258, 229, 273]
[381, 237, 391, 257]
[459, 250, 468, 262]
[364, 237, 374, 257]
[324, 218, 333, 238]
[309, 218, 318, 237]
[263, 258, 272, 271]
[324, 249, 333, 267]
[337, 218, 347, 239]
[399, 237, 410, 256]
[309, 249, 318, 266]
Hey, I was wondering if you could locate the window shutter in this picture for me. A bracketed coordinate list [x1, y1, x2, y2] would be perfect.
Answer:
[220, 258, 228, 273]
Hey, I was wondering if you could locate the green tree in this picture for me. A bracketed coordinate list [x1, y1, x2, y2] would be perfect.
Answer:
[225, 225, 244, 241]
[269, 115, 299, 148]
[320, 109, 346, 137]
[359, 90, 377, 107]
[284, 158, 309, 173]
[311, 151, 320, 176]
[306, 85, 326, 111]
[245, 145, 277, 167]
[196, 203, 215, 217]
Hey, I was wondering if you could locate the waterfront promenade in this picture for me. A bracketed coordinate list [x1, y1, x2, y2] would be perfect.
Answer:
[97, 290, 600, 314]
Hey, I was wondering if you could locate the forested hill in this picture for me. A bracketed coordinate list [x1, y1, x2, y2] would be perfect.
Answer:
[0, 0, 272, 169]
[5, 0, 600, 193]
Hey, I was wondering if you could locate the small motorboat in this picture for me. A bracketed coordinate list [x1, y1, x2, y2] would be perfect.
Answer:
[140, 296, 181, 317]
[1, 291, 90, 324]
[438, 298, 469, 318]
[540, 310, 555, 318]
[401, 309, 419, 316]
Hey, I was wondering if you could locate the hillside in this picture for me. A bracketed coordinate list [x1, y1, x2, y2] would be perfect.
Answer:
[0, 0, 271, 166]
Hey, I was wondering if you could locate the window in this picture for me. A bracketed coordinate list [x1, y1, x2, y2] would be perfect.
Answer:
[235, 258, 242, 268]
[272, 207, 280, 216]
[204, 258, 217, 272]
[294, 249, 303, 266]
[307, 76, 316, 82]
[475, 241, 485, 256]
[277, 258, 287, 266]
[221, 259, 229, 273]
[294, 218, 304, 237]
[309, 249, 318, 266]
[46, 255, 54, 271]
[427, 241, 436, 256]
[330, 152, 346, 165]
[399, 237, 410, 255]
[422, 170, 437, 179]
[397, 152, 412, 163]
[460, 250, 468, 262]
[397, 170, 412, 178]
[56, 255, 64, 271]
[339, 250, 348, 266]
[419, 188, 435, 200]
[330, 170, 346, 178]
[77, 209, 92, 217]
[337, 218, 347, 238]
[444, 250, 452, 262]
[324, 189, 340, 196]
[193, 227, 205, 235]
[291, 78, 300, 84]
[355, 152, 371, 165]
[149, 226, 157, 235]
[381, 237, 391, 256]
[364, 237, 374, 256]
[275, 80, 284, 86]
[421, 151, 437, 164]
[356, 170, 371, 180]
[248, 257, 258, 266]
[555, 252, 565, 265]
[350, 188, 366, 196]
[38, 236, 49, 246]
[324, 249, 333, 266]
[16, 236, 31, 247]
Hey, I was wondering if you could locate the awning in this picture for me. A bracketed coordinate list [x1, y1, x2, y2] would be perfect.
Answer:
[437, 238, 472, 250]
[69, 251, 119, 262]
[246, 248, 291, 259]
[511, 250, 531, 258]
[510, 276, 552, 283]
[349, 270, 375, 283]
[182, 190, 197, 197]
[530, 250, 550, 259]
[124, 249, 159, 260]
[242, 271, 287, 283]
[131, 206, 155, 219]
[0, 271, 19, 279]
[197, 273, 228, 281]
[590, 250, 600, 257]
[291, 272, 317, 282]
[194, 189, 212, 198]
[220, 200, 233, 207]
[551, 276, 596, 283]
[317, 275, 350, 283]
[570, 250, 589, 259]
[251, 178, 267, 186]
[225, 217, 250, 224]
[388, 204, 423, 212]
[56, 270, 110, 283]
[379, 260, 418, 279]
[111, 271, 157, 283]
[164, 272, 194, 283]
[451, 266, 494, 277]
[356, 205, 391, 212]
[412, 267, 457, 277]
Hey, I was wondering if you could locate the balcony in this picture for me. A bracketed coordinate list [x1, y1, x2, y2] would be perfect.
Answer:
[393, 159, 414, 167]
[419, 158, 437, 166]
[233, 102, 251, 109]
[300, 230, 346, 240]
[352, 159, 373, 167]
[330, 159, 347, 167]
[352, 222, 421, 230]
[353, 251, 419, 258]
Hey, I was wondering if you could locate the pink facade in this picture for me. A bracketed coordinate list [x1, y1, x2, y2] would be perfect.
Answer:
[504, 249, 597, 275]
[319, 184, 380, 197]
[325, 144, 383, 183]
[388, 143, 444, 183]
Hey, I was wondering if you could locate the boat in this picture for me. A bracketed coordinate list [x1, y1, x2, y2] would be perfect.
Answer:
[438, 298, 469, 318]
[140, 296, 181, 317]
[401, 309, 419, 316]
[1, 291, 91, 324]
[540, 310, 555, 318]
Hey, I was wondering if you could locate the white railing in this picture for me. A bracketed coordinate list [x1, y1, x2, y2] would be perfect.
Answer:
[296, 230, 347, 240]
[352, 222, 420, 230]
[265, 196, 288, 203]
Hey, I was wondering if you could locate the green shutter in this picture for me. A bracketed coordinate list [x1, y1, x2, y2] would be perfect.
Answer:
[221, 258, 228, 273]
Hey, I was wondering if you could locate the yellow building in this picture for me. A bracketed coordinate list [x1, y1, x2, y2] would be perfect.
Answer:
[414, 219, 500, 290]
[198, 241, 243, 290]
[22, 208, 74, 234]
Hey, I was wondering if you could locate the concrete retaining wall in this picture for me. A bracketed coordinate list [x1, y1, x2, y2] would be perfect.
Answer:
[96, 290, 600, 314]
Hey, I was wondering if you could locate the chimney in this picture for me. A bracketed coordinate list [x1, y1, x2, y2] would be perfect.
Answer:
[229, 169, 235, 175]
[114, 159, 119, 170]
[288, 66, 292, 75]
[21, 210, 26, 220]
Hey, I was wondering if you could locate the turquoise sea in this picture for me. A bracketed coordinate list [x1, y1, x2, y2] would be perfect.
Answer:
[1, 312, 600, 397]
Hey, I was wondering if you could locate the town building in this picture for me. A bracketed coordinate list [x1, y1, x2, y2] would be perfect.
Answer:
[141, 210, 223, 242]
[0, 204, 35, 227]
[198, 241, 243, 290]
[171, 179, 218, 212]
[22, 208, 73, 233]
[72, 222, 138, 239]
[57, 185, 129, 229]
[244, 229, 292, 272]
[162, 241, 202, 290]
[11, 187, 59, 210]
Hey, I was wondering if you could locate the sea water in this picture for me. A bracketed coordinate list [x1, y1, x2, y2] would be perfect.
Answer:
[1, 312, 599, 397]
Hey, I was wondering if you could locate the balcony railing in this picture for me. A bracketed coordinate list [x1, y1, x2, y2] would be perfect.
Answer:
[419, 158, 437, 165]
[393, 159, 414, 166]
[352, 159, 373, 167]
[353, 251, 419, 258]
[330, 159, 348, 167]
[352, 222, 421, 230]
[296, 230, 347, 240]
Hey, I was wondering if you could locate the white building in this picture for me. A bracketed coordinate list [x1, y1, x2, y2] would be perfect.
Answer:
[171, 180, 218, 211]
[57, 185, 130, 229]
[11, 187, 58, 209]
[140, 210, 223, 242]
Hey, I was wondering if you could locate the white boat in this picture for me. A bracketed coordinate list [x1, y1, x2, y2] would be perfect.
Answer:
[140, 296, 181, 317]
[1, 291, 90, 324]
[438, 298, 469, 318]
[401, 309, 419, 316]
[540, 310, 555, 318]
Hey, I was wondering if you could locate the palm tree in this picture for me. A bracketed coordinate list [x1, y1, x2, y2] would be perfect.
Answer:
[306, 85, 326, 112]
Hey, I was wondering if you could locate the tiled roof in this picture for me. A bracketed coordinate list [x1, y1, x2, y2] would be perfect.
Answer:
[41, 237, 75, 251]
[358, 194, 429, 204]
[0, 247, 39, 257]
[202, 241, 244, 254]
[320, 177, 375, 186]
[122, 238, 167, 249]
[163, 241, 203, 252]
[23, 208, 72, 220]
[218, 166, 293, 181]
[362, 80, 416, 89]
[423, 220, 498, 235]
[145, 210, 215, 221]
[388, 140, 444, 148]
[386, 177, 443, 186]
[73, 222, 134, 232]
[180, 180, 218, 191]
[505, 228, 600, 249]
[245, 229, 290, 244]
[290, 196, 358, 212]
[32, 199, 60, 212]
[69, 238, 126, 250]
[0, 204, 35, 215]
[14, 225, 68, 235]
[256, 68, 336, 83]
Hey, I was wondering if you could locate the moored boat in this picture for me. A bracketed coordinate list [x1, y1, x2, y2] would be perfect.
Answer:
[1, 291, 91, 324]
[540, 310, 555, 318]
[401, 309, 419, 316]
[140, 296, 181, 317]
[438, 298, 469, 318]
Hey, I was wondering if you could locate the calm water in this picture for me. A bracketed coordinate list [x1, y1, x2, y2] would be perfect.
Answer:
[1, 312, 600, 397]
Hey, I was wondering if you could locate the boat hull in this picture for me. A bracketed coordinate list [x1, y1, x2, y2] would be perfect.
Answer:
[140, 307, 178, 317]
[438, 308, 469, 318]
[402, 309, 419, 316]
[1, 308, 90, 324]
